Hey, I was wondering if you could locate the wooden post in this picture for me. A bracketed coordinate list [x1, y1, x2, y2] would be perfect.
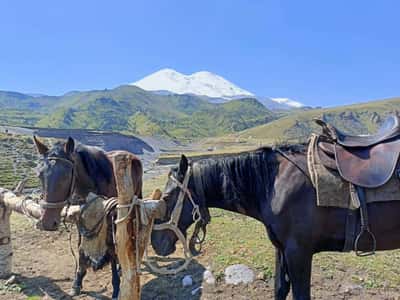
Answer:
[0, 189, 81, 223]
[111, 153, 140, 300]
[0, 189, 83, 278]
[0, 195, 12, 279]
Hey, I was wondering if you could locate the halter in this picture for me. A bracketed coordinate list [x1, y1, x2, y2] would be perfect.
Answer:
[148, 165, 205, 275]
[38, 156, 76, 210]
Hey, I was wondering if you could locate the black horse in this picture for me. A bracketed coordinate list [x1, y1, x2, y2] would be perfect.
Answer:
[151, 149, 400, 300]
[33, 136, 143, 300]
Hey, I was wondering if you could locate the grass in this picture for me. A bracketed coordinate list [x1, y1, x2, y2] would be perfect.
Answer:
[204, 210, 400, 289]
[205, 209, 273, 279]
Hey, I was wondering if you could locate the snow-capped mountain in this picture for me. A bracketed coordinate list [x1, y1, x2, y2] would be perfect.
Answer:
[132, 68, 254, 99]
[132, 68, 304, 110]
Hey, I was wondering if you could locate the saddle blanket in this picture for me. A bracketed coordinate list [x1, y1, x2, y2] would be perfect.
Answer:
[307, 134, 400, 209]
[78, 193, 117, 266]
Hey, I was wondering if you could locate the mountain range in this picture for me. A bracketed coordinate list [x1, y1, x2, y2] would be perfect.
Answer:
[0, 85, 276, 140]
[1, 69, 399, 143]
[132, 69, 304, 110]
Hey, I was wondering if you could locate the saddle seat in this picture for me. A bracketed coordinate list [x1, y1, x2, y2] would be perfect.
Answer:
[315, 115, 400, 188]
[315, 115, 400, 148]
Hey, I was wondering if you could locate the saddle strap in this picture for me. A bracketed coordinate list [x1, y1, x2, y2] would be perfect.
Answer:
[353, 185, 377, 256]
[343, 208, 357, 252]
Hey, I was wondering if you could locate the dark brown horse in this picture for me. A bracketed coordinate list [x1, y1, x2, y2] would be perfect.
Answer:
[151, 149, 400, 300]
[33, 136, 143, 299]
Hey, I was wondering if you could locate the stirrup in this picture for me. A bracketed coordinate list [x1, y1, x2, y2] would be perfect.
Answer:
[354, 226, 376, 257]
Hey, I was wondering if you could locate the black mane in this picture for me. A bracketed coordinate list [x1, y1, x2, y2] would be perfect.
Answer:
[75, 143, 113, 185]
[195, 147, 277, 209]
[50, 141, 113, 187]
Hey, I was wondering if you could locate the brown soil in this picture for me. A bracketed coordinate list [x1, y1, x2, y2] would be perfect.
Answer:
[1, 216, 400, 300]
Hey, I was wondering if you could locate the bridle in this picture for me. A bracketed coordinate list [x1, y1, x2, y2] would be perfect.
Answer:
[148, 164, 208, 275]
[38, 156, 76, 210]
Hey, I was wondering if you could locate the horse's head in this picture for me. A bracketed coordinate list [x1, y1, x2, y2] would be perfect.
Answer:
[151, 154, 203, 256]
[33, 136, 75, 231]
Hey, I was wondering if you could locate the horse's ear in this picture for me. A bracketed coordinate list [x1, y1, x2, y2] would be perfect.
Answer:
[65, 137, 75, 154]
[33, 135, 48, 155]
[178, 154, 189, 175]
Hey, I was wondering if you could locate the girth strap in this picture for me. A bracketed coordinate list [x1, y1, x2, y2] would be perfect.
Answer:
[343, 184, 377, 254]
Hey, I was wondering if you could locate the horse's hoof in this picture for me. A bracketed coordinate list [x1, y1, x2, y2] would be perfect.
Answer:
[69, 286, 81, 296]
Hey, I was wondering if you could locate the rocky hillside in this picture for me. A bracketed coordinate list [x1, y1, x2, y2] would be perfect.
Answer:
[0, 134, 42, 188]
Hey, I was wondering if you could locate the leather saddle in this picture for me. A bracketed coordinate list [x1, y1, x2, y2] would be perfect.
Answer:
[315, 115, 400, 188]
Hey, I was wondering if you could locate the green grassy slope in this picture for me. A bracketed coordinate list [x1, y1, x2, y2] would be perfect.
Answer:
[231, 97, 400, 144]
[0, 91, 57, 111]
[36, 85, 276, 140]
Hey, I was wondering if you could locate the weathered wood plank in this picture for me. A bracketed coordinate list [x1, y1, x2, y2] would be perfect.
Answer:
[112, 153, 140, 300]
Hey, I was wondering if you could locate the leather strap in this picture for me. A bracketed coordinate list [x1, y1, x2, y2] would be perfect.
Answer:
[0, 236, 10, 245]
[39, 156, 75, 209]
[342, 208, 357, 252]
[354, 185, 376, 256]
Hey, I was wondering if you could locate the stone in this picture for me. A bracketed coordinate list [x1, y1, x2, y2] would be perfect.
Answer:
[256, 271, 265, 280]
[203, 269, 216, 285]
[182, 275, 193, 287]
[224, 264, 255, 285]
[339, 283, 363, 294]
[191, 286, 202, 295]
[5, 275, 16, 285]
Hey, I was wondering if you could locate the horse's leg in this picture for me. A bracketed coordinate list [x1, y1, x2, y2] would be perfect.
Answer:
[70, 250, 88, 296]
[111, 258, 120, 300]
[275, 248, 290, 300]
[284, 246, 312, 300]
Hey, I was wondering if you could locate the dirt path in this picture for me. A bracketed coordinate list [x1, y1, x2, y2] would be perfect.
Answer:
[1, 215, 400, 300]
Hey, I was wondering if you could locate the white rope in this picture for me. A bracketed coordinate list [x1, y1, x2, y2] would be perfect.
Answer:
[114, 196, 138, 224]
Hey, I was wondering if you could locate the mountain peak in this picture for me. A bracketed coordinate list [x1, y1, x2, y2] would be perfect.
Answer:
[131, 69, 254, 99]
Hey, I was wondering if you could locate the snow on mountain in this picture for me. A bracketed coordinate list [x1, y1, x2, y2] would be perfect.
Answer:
[271, 98, 304, 108]
[256, 97, 303, 110]
[131, 68, 305, 110]
[131, 68, 254, 99]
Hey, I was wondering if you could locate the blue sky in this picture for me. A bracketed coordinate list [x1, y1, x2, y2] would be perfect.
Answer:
[0, 0, 399, 107]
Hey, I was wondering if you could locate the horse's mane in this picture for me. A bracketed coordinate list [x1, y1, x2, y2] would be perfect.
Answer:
[75, 143, 113, 185]
[195, 144, 306, 206]
[50, 141, 113, 186]
[196, 147, 272, 205]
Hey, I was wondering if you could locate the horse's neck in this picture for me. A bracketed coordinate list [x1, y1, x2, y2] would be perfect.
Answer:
[73, 157, 100, 198]
[194, 160, 266, 221]
[74, 165, 95, 198]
